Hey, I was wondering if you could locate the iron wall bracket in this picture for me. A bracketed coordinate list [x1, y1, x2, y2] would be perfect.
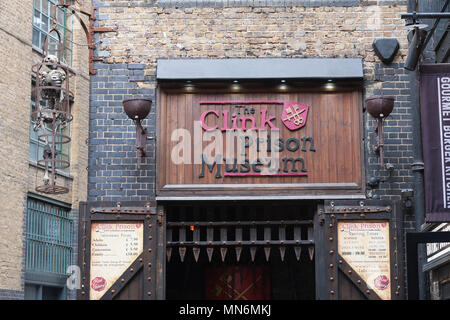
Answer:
[325, 201, 391, 214]
[57, 2, 117, 75]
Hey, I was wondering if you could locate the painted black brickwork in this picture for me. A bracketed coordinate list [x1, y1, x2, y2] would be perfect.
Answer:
[87, 0, 423, 300]
[88, 63, 156, 201]
[365, 62, 414, 202]
[363, 61, 420, 295]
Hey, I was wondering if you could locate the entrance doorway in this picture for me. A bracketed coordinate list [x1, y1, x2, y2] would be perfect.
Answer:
[165, 201, 316, 300]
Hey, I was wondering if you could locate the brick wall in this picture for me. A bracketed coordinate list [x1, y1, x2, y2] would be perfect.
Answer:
[365, 62, 414, 201]
[88, 0, 419, 298]
[0, 0, 33, 295]
[88, 63, 156, 201]
[90, 1, 411, 201]
[0, 1, 90, 299]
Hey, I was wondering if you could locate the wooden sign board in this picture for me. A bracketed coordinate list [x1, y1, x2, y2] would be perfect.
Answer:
[157, 91, 364, 198]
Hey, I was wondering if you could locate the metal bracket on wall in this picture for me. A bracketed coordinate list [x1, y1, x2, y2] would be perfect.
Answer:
[57, 2, 117, 75]
[89, 202, 156, 216]
[324, 201, 391, 214]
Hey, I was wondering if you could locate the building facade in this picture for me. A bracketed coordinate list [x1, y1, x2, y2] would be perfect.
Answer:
[82, 0, 415, 300]
[0, 0, 449, 300]
[0, 0, 90, 299]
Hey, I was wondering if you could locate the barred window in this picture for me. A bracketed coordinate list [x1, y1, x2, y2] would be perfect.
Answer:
[25, 195, 73, 276]
[32, 0, 73, 66]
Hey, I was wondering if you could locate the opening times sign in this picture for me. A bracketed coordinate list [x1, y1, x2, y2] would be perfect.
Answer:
[420, 64, 450, 222]
[338, 221, 391, 300]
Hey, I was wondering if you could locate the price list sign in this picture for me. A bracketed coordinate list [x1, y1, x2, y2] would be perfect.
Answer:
[337, 221, 391, 300]
[89, 222, 143, 300]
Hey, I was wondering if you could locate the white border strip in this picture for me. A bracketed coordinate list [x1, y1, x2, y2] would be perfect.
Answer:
[438, 77, 447, 208]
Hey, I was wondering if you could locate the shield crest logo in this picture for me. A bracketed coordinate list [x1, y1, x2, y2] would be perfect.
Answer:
[281, 102, 309, 131]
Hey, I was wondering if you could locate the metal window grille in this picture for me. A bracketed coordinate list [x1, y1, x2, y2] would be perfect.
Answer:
[32, 0, 73, 66]
[25, 196, 73, 275]
[166, 204, 315, 263]
[29, 79, 71, 170]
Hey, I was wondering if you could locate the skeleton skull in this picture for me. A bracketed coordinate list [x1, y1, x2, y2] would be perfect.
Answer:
[43, 69, 66, 87]
[39, 54, 66, 99]
[44, 54, 59, 69]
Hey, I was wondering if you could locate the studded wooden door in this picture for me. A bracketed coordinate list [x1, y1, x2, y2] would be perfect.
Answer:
[78, 201, 165, 300]
[314, 200, 404, 300]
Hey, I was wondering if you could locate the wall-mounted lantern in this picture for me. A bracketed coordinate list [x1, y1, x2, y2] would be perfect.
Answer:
[365, 95, 394, 169]
[123, 98, 152, 169]
[404, 26, 428, 71]
[400, 9, 450, 70]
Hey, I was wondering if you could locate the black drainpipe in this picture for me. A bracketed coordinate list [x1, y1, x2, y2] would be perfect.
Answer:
[407, 0, 426, 300]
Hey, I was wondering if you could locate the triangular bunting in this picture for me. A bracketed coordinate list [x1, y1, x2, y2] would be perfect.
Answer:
[308, 247, 315, 261]
[279, 246, 286, 262]
[264, 247, 271, 262]
[220, 247, 227, 262]
[294, 246, 302, 261]
[193, 247, 200, 262]
[235, 246, 242, 262]
[179, 247, 186, 263]
[250, 247, 257, 262]
[206, 247, 214, 262]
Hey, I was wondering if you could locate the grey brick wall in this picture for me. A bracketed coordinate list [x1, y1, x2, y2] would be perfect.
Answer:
[365, 62, 414, 202]
[0, 289, 24, 300]
[91, 0, 409, 8]
[157, 0, 360, 8]
[363, 61, 419, 296]
[88, 63, 156, 201]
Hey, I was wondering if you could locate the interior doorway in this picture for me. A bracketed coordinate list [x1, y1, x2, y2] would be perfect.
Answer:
[165, 201, 316, 300]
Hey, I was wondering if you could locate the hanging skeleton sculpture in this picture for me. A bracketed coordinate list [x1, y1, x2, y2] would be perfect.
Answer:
[32, 38, 72, 194]
[33, 54, 69, 133]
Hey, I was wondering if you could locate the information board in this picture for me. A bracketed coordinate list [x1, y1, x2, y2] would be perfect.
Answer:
[338, 220, 391, 300]
[89, 222, 143, 300]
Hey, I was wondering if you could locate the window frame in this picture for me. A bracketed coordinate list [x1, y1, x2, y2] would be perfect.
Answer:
[32, 0, 73, 66]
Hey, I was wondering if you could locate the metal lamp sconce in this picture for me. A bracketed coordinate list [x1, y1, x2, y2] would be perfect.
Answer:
[366, 95, 395, 172]
[123, 98, 152, 169]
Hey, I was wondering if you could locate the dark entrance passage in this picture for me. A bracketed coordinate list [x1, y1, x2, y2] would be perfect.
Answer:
[165, 202, 316, 300]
